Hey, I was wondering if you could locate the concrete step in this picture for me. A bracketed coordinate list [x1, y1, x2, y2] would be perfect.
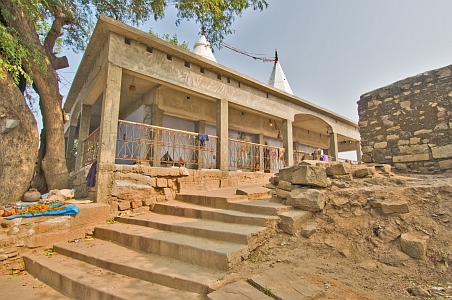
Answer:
[176, 194, 293, 215]
[153, 200, 279, 227]
[24, 253, 202, 300]
[94, 223, 249, 271]
[116, 212, 272, 250]
[53, 239, 226, 295]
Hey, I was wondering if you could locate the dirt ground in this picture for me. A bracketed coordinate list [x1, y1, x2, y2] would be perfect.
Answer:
[1, 170, 451, 299]
[225, 171, 452, 299]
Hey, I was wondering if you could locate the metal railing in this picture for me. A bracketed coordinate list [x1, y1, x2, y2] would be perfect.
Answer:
[228, 139, 285, 173]
[82, 127, 100, 167]
[293, 150, 309, 164]
[116, 120, 217, 169]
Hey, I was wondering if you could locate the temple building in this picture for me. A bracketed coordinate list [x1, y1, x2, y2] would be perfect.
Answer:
[63, 15, 361, 202]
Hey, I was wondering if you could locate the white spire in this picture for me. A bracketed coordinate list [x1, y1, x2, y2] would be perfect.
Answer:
[268, 51, 293, 95]
[193, 34, 216, 62]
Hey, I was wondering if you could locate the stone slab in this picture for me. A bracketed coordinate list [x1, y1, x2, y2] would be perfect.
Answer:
[278, 210, 313, 235]
[248, 268, 324, 299]
[207, 280, 271, 300]
[236, 186, 271, 199]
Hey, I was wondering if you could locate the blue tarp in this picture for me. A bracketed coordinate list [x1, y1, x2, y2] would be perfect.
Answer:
[4, 204, 80, 220]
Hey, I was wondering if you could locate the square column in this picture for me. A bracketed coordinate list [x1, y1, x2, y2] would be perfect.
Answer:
[151, 103, 163, 166]
[216, 98, 228, 171]
[282, 119, 293, 167]
[329, 131, 338, 162]
[355, 141, 362, 163]
[75, 104, 92, 171]
[196, 120, 206, 169]
[97, 62, 122, 204]
[66, 125, 77, 165]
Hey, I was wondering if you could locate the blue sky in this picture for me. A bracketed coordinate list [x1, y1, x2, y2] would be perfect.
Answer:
[59, 0, 452, 124]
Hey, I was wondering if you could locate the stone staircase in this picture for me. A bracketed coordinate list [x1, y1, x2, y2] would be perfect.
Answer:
[23, 185, 307, 299]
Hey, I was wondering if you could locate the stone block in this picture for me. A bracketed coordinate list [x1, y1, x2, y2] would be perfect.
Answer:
[117, 201, 130, 211]
[278, 210, 313, 235]
[378, 251, 410, 266]
[130, 199, 142, 209]
[275, 188, 291, 199]
[399, 144, 429, 155]
[394, 163, 407, 170]
[278, 165, 328, 188]
[400, 233, 428, 259]
[431, 144, 452, 159]
[439, 160, 452, 170]
[156, 195, 166, 202]
[286, 188, 326, 212]
[380, 201, 409, 214]
[142, 196, 157, 206]
[277, 180, 292, 191]
[353, 167, 375, 178]
[409, 137, 420, 144]
[300, 225, 317, 238]
[414, 129, 432, 135]
[111, 180, 155, 202]
[393, 154, 429, 163]
[156, 178, 168, 188]
[374, 142, 387, 149]
[326, 163, 350, 176]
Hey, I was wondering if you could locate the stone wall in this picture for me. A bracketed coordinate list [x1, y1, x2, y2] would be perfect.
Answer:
[74, 164, 272, 211]
[358, 65, 452, 172]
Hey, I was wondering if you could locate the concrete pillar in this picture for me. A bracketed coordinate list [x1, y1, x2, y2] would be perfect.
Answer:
[355, 141, 362, 163]
[282, 119, 293, 167]
[151, 103, 163, 166]
[258, 134, 264, 172]
[96, 62, 122, 203]
[75, 104, 92, 171]
[329, 131, 338, 162]
[66, 125, 77, 162]
[216, 98, 228, 171]
[196, 120, 206, 169]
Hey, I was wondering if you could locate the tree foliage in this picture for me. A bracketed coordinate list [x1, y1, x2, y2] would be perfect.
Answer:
[148, 28, 189, 50]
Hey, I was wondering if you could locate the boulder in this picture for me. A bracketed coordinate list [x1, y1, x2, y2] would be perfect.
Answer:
[300, 225, 317, 238]
[326, 163, 350, 176]
[400, 233, 428, 259]
[286, 188, 326, 212]
[278, 165, 328, 188]
[275, 188, 291, 199]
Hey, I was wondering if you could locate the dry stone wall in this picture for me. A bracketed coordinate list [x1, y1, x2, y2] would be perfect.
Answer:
[358, 65, 452, 172]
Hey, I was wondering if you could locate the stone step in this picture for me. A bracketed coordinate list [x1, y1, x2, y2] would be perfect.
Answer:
[176, 194, 293, 215]
[278, 210, 313, 235]
[116, 212, 271, 250]
[248, 268, 324, 299]
[207, 280, 272, 300]
[53, 239, 226, 295]
[152, 200, 279, 227]
[94, 223, 249, 271]
[24, 254, 202, 300]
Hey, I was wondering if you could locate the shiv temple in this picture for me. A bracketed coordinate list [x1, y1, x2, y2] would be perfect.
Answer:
[64, 15, 361, 204]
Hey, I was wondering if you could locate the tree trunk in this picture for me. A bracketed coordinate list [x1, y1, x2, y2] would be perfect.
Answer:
[5, 0, 69, 190]
[0, 74, 39, 206]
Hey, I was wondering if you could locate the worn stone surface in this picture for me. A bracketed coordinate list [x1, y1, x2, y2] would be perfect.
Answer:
[111, 180, 155, 202]
[300, 225, 317, 238]
[273, 188, 289, 200]
[378, 251, 411, 266]
[278, 210, 313, 235]
[326, 163, 351, 176]
[286, 188, 326, 212]
[277, 180, 293, 191]
[400, 233, 428, 259]
[208, 280, 271, 300]
[278, 165, 328, 188]
[380, 201, 409, 214]
[248, 268, 324, 299]
[353, 167, 375, 178]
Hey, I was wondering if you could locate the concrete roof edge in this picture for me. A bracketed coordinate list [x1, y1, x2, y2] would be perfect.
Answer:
[64, 15, 358, 129]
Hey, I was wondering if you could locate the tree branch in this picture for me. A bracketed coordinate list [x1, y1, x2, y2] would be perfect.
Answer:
[44, 6, 72, 70]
